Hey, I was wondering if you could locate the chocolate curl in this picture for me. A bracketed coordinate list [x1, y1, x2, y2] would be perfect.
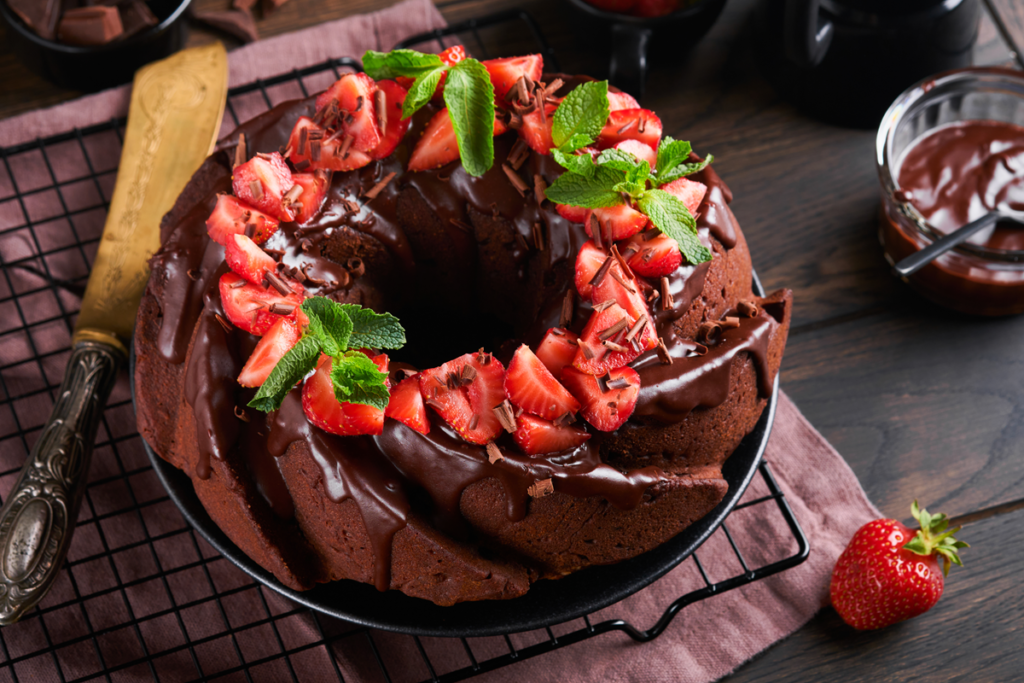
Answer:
[486, 442, 504, 464]
[656, 338, 673, 365]
[660, 276, 674, 311]
[533, 174, 547, 206]
[374, 89, 387, 134]
[720, 316, 741, 329]
[528, 478, 554, 498]
[560, 290, 575, 328]
[502, 163, 529, 196]
[738, 301, 760, 318]
[697, 322, 722, 344]
[234, 406, 250, 422]
[493, 400, 517, 433]
[234, 133, 247, 168]
[346, 258, 366, 278]
[364, 171, 396, 200]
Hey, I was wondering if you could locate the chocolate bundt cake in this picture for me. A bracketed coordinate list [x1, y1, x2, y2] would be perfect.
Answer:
[134, 50, 792, 606]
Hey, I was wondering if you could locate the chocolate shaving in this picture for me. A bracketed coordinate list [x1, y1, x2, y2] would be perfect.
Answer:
[248, 180, 263, 200]
[611, 244, 634, 280]
[697, 322, 722, 344]
[508, 112, 523, 131]
[268, 303, 295, 315]
[342, 198, 360, 214]
[244, 223, 256, 239]
[642, 228, 660, 241]
[516, 233, 531, 251]
[720, 316, 741, 329]
[597, 373, 610, 393]
[476, 349, 492, 365]
[283, 184, 303, 206]
[738, 301, 760, 318]
[229, 278, 247, 289]
[535, 85, 547, 125]
[560, 290, 574, 327]
[528, 479, 554, 498]
[364, 171, 397, 200]
[638, 118, 646, 134]
[593, 298, 617, 312]
[656, 338, 673, 365]
[590, 213, 603, 249]
[339, 135, 354, 159]
[533, 174, 547, 206]
[516, 76, 531, 105]
[347, 258, 365, 278]
[589, 256, 614, 288]
[234, 406, 250, 422]
[599, 317, 629, 341]
[502, 163, 529, 196]
[469, 414, 480, 431]
[298, 127, 308, 155]
[508, 139, 529, 170]
[679, 340, 708, 356]
[660, 276, 674, 311]
[309, 140, 322, 162]
[265, 272, 292, 296]
[461, 365, 477, 385]
[355, 95, 364, 112]
[493, 400, 517, 433]
[610, 269, 636, 293]
[512, 100, 537, 117]
[374, 89, 387, 133]
[234, 133, 247, 168]
[603, 340, 628, 352]
[265, 248, 285, 259]
[295, 160, 311, 172]
[624, 315, 648, 342]
[544, 78, 564, 96]
[450, 218, 473, 233]
[607, 377, 631, 390]
[486, 442, 504, 464]
[554, 412, 574, 426]
[426, 398, 444, 412]
[617, 119, 636, 135]
[580, 343, 595, 360]
[532, 222, 545, 251]
[215, 314, 233, 333]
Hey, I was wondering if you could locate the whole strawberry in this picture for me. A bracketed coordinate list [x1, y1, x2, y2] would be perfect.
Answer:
[830, 501, 968, 630]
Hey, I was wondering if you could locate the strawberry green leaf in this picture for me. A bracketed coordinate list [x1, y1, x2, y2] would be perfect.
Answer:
[362, 49, 443, 80]
[638, 189, 712, 264]
[301, 297, 353, 357]
[338, 304, 406, 350]
[248, 336, 322, 412]
[443, 58, 495, 177]
[552, 81, 609, 149]
[545, 166, 625, 208]
[402, 66, 447, 119]
[330, 350, 391, 410]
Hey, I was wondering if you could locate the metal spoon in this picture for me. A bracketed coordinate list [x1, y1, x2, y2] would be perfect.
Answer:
[893, 210, 1024, 278]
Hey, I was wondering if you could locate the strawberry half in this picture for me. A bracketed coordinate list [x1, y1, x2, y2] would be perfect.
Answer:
[385, 375, 430, 435]
[535, 328, 579, 377]
[369, 79, 411, 160]
[225, 234, 277, 286]
[622, 231, 682, 277]
[591, 271, 658, 354]
[587, 204, 649, 242]
[206, 194, 279, 246]
[607, 91, 640, 111]
[572, 301, 653, 375]
[505, 345, 580, 421]
[237, 316, 302, 387]
[574, 240, 611, 301]
[561, 366, 640, 432]
[418, 351, 507, 445]
[661, 177, 707, 215]
[556, 203, 590, 224]
[614, 139, 657, 169]
[408, 108, 509, 172]
[289, 172, 330, 225]
[518, 101, 560, 155]
[597, 108, 663, 150]
[513, 414, 590, 456]
[287, 117, 372, 172]
[219, 272, 304, 336]
[302, 353, 388, 436]
[233, 152, 297, 222]
[483, 54, 544, 102]
[314, 72, 382, 153]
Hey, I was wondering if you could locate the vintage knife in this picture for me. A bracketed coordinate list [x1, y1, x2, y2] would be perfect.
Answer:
[0, 43, 228, 625]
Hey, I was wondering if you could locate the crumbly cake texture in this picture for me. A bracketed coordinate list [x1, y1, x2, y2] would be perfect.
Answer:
[134, 69, 792, 605]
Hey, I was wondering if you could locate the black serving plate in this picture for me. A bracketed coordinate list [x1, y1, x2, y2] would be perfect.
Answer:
[134, 274, 776, 638]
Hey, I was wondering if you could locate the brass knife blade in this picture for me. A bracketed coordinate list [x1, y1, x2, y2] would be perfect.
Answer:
[74, 42, 229, 351]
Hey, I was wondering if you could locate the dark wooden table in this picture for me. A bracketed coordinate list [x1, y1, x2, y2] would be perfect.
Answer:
[3, 0, 1023, 679]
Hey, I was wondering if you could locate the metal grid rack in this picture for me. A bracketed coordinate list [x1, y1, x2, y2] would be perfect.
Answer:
[0, 11, 808, 682]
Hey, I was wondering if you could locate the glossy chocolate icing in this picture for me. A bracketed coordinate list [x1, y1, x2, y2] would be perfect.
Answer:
[897, 120, 1024, 250]
[162, 80, 769, 590]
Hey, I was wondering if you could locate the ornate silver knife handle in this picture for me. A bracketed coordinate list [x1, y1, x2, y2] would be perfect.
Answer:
[0, 340, 123, 625]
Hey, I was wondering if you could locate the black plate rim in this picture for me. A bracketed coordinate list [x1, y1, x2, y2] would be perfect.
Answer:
[133, 273, 776, 638]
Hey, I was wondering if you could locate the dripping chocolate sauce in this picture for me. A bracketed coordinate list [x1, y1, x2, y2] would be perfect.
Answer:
[161, 78, 769, 591]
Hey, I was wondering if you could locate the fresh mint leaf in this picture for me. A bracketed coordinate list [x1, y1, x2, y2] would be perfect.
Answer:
[658, 153, 714, 185]
[338, 304, 406, 350]
[545, 166, 626, 208]
[330, 351, 391, 410]
[557, 133, 593, 154]
[638, 189, 712, 264]
[612, 180, 646, 197]
[552, 81, 609, 149]
[443, 58, 495, 177]
[552, 148, 596, 177]
[402, 66, 447, 119]
[248, 336, 322, 412]
[362, 49, 443, 80]
[626, 160, 650, 185]
[596, 148, 641, 172]
[301, 297, 353, 356]
[654, 137, 691, 181]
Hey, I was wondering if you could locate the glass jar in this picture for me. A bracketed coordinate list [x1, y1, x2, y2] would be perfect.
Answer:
[876, 67, 1024, 316]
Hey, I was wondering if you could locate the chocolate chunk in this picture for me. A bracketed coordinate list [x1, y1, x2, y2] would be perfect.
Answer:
[118, 0, 157, 39]
[190, 9, 258, 44]
[58, 6, 124, 46]
[8, 0, 61, 40]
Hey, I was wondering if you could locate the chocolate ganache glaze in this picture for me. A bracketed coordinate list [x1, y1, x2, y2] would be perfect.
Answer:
[140, 73, 785, 599]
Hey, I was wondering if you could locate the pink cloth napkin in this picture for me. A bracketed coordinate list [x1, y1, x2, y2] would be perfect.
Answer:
[0, 1, 880, 680]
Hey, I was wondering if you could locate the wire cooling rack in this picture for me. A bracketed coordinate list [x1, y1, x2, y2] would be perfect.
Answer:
[0, 10, 808, 682]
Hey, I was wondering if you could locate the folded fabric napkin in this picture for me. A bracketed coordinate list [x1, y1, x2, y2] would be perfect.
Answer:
[0, 1, 880, 680]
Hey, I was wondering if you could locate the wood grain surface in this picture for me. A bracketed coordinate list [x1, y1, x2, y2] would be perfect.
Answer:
[2, 0, 1022, 679]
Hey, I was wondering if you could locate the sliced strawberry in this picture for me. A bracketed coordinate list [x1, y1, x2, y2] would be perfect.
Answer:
[574, 240, 610, 301]
[408, 108, 509, 172]
[418, 351, 507, 444]
[505, 345, 580, 421]
[233, 152, 297, 222]
[219, 272, 304, 336]
[513, 414, 590, 456]
[572, 301, 653, 375]
[225, 234, 277, 286]
[483, 54, 544, 102]
[561, 366, 640, 432]
[286, 116, 373, 173]
[519, 101, 559, 155]
[302, 353, 387, 436]
[614, 139, 657, 169]
[289, 172, 329, 225]
[535, 328, 579, 377]
[395, 45, 466, 100]
[622, 231, 682, 277]
[369, 79, 412, 160]
[314, 72, 382, 153]
[591, 272, 658, 353]
[607, 91, 640, 111]
[237, 316, 302, 387]
[587, 203, 649, 242]
[597, 108, 663, 150]
[556, 203, 591, 224]
[206, 194, 280, 246]
[661, 177, 707, 215]
[385, 375, 430, 434]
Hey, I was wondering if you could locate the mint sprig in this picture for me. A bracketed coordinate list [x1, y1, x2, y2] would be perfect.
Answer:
[363, 49, 444, 80]
[654, 136, 714, 185]
[248, 297, 406, 413]
[551, 80, 608, 150]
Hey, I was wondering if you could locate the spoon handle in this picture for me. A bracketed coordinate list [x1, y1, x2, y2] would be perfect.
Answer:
[893, 212, 1000, 278]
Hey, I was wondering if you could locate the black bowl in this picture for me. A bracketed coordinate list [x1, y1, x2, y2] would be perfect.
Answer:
[133, 274, 776, 638]
[0, 0, 192, 92]
[563, 0, 727, 99]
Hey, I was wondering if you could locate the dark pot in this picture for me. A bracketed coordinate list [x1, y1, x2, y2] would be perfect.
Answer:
[0, 0, 192, 92]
